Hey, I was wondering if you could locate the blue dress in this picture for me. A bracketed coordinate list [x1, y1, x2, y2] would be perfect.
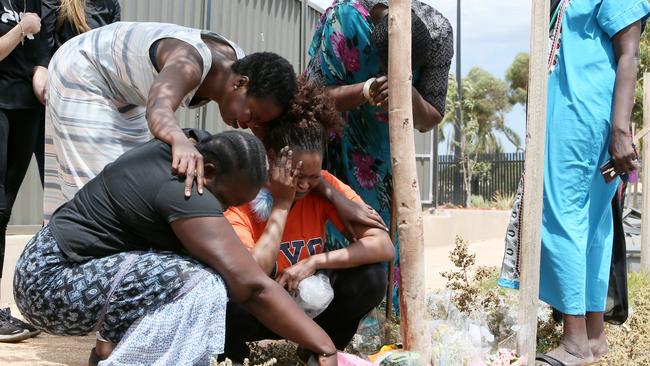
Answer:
[540, 0, 650, 315]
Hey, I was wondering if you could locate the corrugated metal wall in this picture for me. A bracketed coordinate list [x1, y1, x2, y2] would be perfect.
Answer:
[9, 0, 434, 226]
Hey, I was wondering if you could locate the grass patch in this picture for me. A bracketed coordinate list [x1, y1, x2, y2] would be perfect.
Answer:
[601, 271, 650, 365]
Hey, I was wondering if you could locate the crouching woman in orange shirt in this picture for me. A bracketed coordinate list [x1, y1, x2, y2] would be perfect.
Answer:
[222, 83, 394, 362]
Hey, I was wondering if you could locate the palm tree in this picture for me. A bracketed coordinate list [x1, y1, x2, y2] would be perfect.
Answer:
[439, 68, 520, 206]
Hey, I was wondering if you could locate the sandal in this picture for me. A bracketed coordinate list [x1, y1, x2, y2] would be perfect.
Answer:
[536, 353, 567, 366]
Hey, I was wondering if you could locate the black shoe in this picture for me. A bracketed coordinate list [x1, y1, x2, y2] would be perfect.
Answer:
[0, 316, 30, 342]
[0, 307, 40, 338]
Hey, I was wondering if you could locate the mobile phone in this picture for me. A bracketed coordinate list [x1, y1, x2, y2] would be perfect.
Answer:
[600, 159, 618, 184]
[600, 143, 639, 184]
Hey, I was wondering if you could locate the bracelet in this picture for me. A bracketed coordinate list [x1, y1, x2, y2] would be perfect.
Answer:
[17, 22, 25, 44]
[362, 77, 376, 102]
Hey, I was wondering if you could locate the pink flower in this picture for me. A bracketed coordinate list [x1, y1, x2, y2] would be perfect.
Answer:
[330, 32, 361, 73]
[485, 349, 527, 366]
[351, 153, 379, 189]
[352, 1, 370, 17]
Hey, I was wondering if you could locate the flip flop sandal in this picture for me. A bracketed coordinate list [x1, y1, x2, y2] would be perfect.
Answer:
[536, 353, 568, 366]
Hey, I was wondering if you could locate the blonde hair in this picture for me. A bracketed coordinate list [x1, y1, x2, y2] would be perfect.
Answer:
[57, 0, 90, 34]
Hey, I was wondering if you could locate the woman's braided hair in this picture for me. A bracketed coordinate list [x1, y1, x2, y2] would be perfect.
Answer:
[264, 79, 342, 155]
[196, 131, 268, 187]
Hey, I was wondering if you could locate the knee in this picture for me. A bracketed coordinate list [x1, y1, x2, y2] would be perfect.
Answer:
[348, 263, 387, 307]
[364, 262, 388, 286]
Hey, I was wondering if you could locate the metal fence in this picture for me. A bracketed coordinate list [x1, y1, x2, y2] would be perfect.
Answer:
[437, 152, 525, 206]
[9, 0, 436, 226]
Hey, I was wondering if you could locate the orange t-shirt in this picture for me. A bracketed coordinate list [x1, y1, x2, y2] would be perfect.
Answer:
[224, 170, 362, 275]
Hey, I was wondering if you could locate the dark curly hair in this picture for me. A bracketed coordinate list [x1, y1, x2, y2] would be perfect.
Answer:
[196, 130, 268, 187]
[372, 12, 432, 71]
[264, 79, 342, 155]
[231, 52, 297, 110]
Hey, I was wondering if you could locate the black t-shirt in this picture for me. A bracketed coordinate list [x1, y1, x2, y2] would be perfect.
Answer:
[42, 0, 121, 56]
[49, 138, 223, 263]
[0, 0, 50, 109]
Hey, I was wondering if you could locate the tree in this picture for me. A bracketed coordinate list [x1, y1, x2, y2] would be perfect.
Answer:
[632, 27, 650, 129]
[440, 67, 519, 206]
[505, 52, 530, 106]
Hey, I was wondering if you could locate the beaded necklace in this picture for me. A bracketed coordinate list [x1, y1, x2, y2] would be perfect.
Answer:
[548, 0, 571, 74]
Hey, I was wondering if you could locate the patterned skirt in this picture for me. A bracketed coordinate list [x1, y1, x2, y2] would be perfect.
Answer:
[13, 226, 227, 347]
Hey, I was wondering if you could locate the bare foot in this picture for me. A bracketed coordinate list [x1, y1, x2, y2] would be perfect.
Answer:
[537, 341, 594, 366]
[589, 333, 609, 362]
[95, 338, 116, 359]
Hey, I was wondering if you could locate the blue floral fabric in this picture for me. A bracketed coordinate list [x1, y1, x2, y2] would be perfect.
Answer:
[13, 226, 208, 343]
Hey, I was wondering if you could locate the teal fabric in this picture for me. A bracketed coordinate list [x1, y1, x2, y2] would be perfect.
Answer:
[305, 0, 404, 312]
[540, 0, 650, 315]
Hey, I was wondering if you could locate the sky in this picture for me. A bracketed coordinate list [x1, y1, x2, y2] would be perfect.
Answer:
[310, 0, 532, 153]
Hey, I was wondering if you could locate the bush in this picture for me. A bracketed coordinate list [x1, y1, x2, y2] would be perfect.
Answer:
[470, 195, 492, 209]
[491, 192, 515, 211]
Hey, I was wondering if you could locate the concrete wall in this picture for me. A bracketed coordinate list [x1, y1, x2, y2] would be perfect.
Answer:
[423, 209, 510, 248]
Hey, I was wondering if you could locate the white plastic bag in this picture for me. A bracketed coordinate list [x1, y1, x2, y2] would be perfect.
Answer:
[293, 273, 334, 318]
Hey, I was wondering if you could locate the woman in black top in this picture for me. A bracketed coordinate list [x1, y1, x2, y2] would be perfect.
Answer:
[0, 0, 49, 342]
[13, 131, 338, 365]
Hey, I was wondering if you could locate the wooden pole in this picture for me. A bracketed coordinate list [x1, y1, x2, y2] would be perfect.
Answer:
[634, 124, 650, 145]
[388, 0, 430, 360]
[641, 74, 650, 271]
[385, 195, 397, 319]
[517, 0, 550, 363]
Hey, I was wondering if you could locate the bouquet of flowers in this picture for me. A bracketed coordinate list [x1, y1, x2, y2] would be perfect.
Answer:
[482, 349, 527, 366]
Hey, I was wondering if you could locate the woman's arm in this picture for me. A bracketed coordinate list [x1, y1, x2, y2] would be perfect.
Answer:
[324, 83, 367, 112]
[32, 66, 48, 104]
[171, 216, 337, 364]
[610, 20, 642, 174]
[276, 224, 393, 293]
[249, 203, 290, 275]
[412, 86, 443, 132]
[249, 148, 302, 275]
[313, 176, 387, 238]
[0, 25, 24, 61]
[310, 226, 394, 269]
[0, 13, 40, 61]
[146, 39, 206, 196]
[369, 76, 442, 132]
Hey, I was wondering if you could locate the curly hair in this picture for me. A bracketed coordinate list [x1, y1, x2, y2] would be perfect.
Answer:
[231, 52, 297, 110]
[264, 80, 342, 155]
[372, 12, 432, 71]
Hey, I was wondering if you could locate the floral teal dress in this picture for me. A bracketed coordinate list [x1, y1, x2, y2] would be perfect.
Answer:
[305, 0, 453, 312]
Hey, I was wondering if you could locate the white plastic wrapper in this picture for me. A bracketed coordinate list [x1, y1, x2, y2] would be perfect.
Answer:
[293, 273, 334, 318]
